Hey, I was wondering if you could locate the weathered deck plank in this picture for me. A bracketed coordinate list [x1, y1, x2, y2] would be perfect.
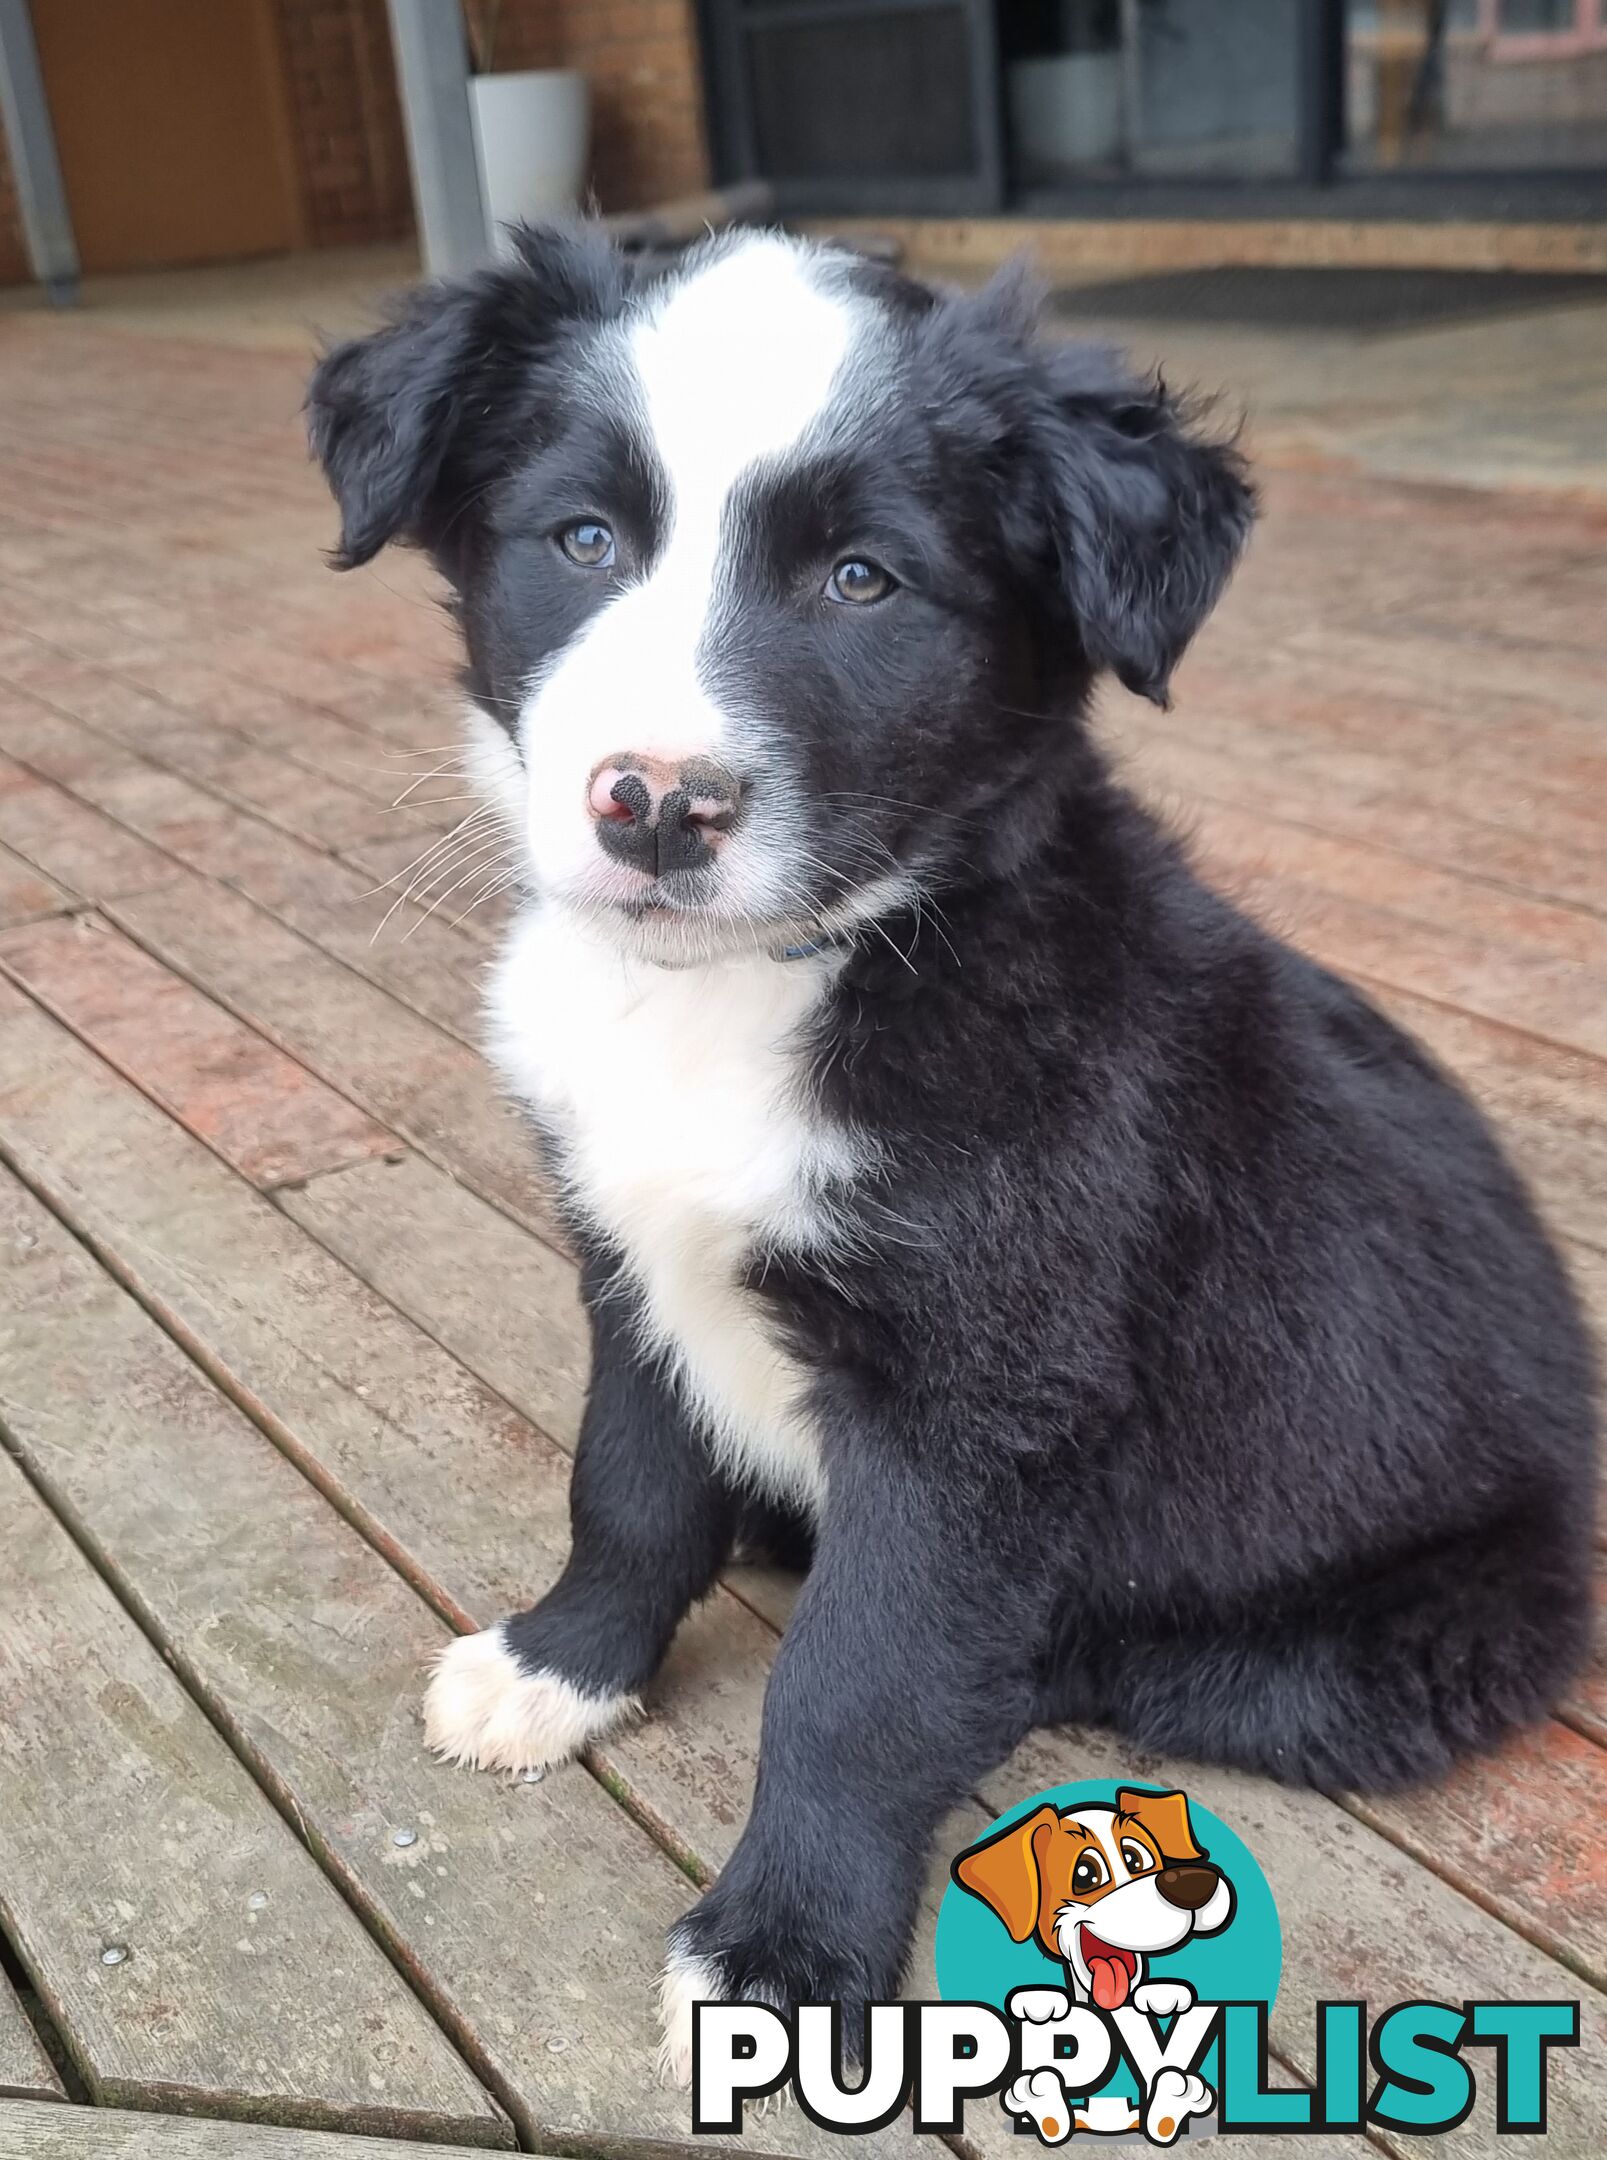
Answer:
[48, 638, 459, 812]
[0, 974, 565, 1616]
[0, 842, 72, 931]
[0, 750, 176, 906]
[0, 634, 406, 856]
[1348, 1719, 1607, 1989]
[0, 2100, 524, 2160]
[106, 872, 554, 1239]
[18, 663, 1606, 1309]
[0, 916, 397, 1190]
[1112, 703, 1607, 918]
[1187, 803, 1607, 1064]
[0, 1979, 63, 2104]
[0, 1456, 504, 2145]
[0, 949, 1293, 2155]
[0, 688, 490, 1053]
[0, 1164, 883, 2160]
[280, 1153, 588, 1450]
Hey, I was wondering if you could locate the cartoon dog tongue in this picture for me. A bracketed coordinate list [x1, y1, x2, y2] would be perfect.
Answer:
[1080, 1932, 1134, 2009]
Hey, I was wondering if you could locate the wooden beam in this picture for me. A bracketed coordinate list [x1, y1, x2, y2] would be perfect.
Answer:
[805, 215, 1607, 280]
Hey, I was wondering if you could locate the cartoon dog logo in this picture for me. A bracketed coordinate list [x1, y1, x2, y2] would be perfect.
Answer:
[953, 1787, 1235, 2143]
[954, 1785, 1235, 2012]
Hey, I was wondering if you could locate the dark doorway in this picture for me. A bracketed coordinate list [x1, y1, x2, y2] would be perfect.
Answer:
[696, 0, 1007, 212]
[698, 0, 1607, 213]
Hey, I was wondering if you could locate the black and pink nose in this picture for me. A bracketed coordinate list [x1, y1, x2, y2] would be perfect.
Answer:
[586, 754, 743, 879]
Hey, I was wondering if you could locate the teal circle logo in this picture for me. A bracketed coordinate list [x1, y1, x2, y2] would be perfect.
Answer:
[936, 1781, 1281, 2141]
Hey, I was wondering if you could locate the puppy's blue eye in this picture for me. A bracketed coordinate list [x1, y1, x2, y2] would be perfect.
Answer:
[559, 520, 615, 569]
[827, 557, 895, 606]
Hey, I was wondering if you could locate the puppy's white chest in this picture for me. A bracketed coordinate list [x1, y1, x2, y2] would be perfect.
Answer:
[489, 911, 855, 1506]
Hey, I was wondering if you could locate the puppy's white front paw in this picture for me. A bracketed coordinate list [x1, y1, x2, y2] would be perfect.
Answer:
[422, 1627, 636, 1776]
[1003, 2067, 1075, 2144]
[658, 1949, 729, 2090]
[1132, 1979, 1195, 2018]
[1145, 2067, 1213, 2144]
[1008, 1985, 1073, 2024]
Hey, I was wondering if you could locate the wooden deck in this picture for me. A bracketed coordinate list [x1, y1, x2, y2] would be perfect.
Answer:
[0, 255, 1603, 2158]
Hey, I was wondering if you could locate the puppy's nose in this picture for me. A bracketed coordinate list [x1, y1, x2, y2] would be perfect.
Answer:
[1155, 1865, 1219, 1912]
[586, 753, 743, 878]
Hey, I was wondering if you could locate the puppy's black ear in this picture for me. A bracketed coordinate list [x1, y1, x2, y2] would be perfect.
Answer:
[307, 223, 627, 574]
[1040, 347, 1254, 706]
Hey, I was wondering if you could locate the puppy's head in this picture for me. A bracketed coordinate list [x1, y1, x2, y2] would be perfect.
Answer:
[953, 1787, 1234, 2010]
[310, 226, 1252, 963]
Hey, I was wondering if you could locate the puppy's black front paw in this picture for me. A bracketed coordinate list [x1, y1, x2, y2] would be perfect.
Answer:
[660, 1891, 892, 2088]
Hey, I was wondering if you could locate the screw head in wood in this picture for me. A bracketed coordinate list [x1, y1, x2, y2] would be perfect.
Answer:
[392, 1827, 418, 1848]
[100, 1944, 129, 1966]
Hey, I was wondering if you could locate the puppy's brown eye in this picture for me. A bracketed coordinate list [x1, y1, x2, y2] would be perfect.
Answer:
[1120, 1841, 1153, 1876]
[1071, 1851, 1108, 1896]
[827, 557, 894, 606]
[559, 520, 615, 570]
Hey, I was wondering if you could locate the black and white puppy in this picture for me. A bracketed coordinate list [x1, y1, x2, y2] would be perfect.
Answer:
[309, 226, 1598, 2077]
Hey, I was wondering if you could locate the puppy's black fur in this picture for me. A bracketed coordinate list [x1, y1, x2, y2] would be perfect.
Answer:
[310, 227, 1598, 2026]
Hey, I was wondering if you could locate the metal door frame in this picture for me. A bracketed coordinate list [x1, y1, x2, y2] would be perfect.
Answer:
[0, 0, 79, 300]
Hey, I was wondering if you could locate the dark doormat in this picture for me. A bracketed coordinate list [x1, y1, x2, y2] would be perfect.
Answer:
[1048, 266, 1607, 334]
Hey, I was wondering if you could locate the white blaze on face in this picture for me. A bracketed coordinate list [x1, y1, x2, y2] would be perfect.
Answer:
[519, 237, 863, 916]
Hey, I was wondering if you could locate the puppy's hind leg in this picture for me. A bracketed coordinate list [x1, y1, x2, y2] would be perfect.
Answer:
[1111, 1511, 1591, 1792]
[732, 1490, 816, 1574]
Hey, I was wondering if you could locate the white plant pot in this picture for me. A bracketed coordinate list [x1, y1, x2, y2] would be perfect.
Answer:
[1009, 51, 1125, 170]
[470, 70, 590, 247]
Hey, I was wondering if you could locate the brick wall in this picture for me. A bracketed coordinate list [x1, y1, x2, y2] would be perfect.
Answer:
[479, 0, 711, 211]
[0, 0, 709, 287]
[277, 0, 710, 240]
[275, 0, 414, 249]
